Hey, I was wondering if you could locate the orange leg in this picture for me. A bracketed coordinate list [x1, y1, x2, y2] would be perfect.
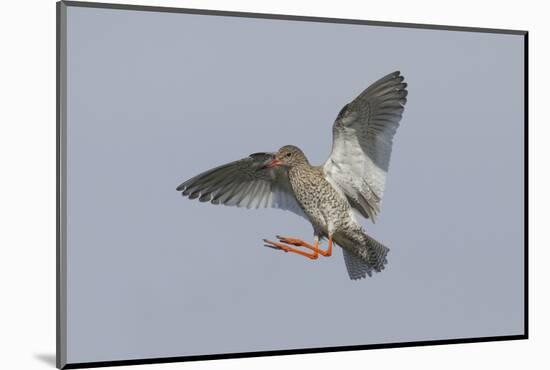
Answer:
[263, 234, 333, 259]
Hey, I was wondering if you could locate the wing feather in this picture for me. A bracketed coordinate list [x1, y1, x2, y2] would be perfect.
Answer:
[324, 71, 408, 221]
[177, 152, 307, 219]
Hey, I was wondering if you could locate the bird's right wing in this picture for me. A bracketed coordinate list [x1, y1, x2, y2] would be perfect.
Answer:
[323, 71, 407, 221]
[176, 152, 306, 219]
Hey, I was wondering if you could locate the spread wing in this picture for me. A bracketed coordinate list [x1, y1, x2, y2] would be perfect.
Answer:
[176, 152, 306, 219]
[323, 71, 408, 221]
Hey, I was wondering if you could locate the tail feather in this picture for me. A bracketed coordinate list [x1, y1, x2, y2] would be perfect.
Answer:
[336, 229, 389, 279]
[362, 233, 390, 272]
[342, 249, 372, 280]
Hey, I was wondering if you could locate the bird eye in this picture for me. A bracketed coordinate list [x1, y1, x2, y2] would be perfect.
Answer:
[286, 153, 292, 157]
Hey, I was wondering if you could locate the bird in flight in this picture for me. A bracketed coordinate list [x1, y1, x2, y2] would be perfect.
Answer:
[177, 71, 408, 279]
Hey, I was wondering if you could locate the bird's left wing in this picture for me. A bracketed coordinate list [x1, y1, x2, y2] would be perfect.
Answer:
[323, 71, 408, 221]
[176, 152, 306, 218]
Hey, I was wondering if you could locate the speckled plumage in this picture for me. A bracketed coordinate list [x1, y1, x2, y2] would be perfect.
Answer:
[285, 146, 388, 275]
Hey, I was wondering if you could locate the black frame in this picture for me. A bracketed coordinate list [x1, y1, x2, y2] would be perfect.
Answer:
[56, 1, 529, 368]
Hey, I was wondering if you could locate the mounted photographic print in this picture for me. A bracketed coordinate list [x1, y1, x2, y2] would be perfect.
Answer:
[57, 1, 528, 368]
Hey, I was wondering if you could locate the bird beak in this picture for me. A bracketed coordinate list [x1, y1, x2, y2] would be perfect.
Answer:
[263, 159, 282, 169]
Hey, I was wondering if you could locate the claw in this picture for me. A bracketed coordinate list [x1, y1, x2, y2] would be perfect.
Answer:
[263, 239, 288, 252]
[276, 235, 306, 246]
[262, 238, 318, 259]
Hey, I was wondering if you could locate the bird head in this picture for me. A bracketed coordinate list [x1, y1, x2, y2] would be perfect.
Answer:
[264, 145, 309, 169]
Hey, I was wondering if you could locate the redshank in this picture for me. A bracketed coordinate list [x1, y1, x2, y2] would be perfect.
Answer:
[177, 71, 408, 279]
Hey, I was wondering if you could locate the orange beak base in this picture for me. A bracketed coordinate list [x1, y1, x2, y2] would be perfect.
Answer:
[264, 159, 282, 169]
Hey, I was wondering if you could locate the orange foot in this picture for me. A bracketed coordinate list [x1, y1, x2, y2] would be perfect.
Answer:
[262, 234, 333, 260]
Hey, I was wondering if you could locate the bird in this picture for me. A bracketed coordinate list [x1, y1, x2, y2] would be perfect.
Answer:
[176, 71, 408, 279]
